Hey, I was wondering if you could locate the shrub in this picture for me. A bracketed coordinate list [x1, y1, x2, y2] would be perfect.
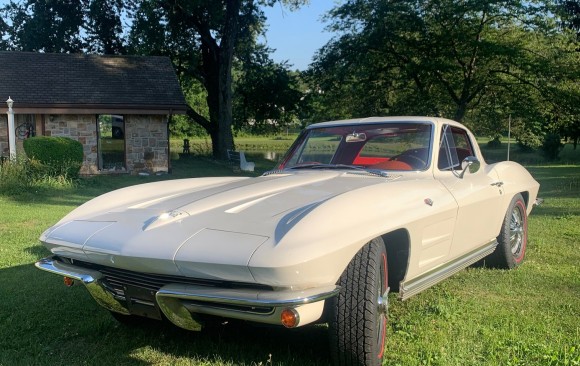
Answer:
[516, 129, 543, 151]
[23, 136, 83, 178]
[541, 133, 564, 161]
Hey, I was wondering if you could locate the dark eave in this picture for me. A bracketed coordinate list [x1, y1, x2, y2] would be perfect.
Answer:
[0, 103, 188, 115]
[0, 52, 188, 114]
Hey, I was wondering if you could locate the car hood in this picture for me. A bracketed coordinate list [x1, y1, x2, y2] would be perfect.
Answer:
[41, 171, 401, 280]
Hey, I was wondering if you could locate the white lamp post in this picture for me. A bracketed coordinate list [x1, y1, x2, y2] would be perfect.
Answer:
[6, 97, 16, 160]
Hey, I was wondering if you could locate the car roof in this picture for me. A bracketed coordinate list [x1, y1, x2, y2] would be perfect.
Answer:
[306, 116, 462, 129]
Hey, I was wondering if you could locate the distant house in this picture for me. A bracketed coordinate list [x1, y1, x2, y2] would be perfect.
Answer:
[0, 51, 188, 175]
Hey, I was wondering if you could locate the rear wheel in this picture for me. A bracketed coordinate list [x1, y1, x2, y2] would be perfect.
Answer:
[486, 193, 528, 269]
[329, 237, 388, 366]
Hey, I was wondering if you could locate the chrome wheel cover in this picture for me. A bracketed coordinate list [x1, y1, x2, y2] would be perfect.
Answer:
[509, 205, 525, 256]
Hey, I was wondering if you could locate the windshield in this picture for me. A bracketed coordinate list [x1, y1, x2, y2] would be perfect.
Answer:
[279, 122, 433, 171]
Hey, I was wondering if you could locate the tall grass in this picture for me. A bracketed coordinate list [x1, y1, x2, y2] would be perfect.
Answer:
[0, 158, 76, 196]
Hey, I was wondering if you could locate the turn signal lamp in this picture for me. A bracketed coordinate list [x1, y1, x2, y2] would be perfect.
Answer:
[63, 276, 75, 287]
[280, 308, 299, 328]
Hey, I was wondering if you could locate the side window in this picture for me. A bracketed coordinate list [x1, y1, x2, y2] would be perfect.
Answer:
[438, 125, 474, 171]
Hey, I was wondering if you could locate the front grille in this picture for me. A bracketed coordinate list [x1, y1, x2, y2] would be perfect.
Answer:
[57, 256, 273, 293]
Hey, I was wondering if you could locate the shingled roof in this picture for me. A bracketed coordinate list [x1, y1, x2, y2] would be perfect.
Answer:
[0, 51, 188, 114]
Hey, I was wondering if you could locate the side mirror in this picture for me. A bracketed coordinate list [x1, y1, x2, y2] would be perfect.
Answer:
[459, 156, 480, 178]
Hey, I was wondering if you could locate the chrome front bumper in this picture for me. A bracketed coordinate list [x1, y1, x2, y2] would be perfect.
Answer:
[35, 256, 340, 330]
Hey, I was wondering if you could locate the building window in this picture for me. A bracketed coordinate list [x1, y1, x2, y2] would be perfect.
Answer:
[16, 114, 36, 139]
[97, 114, 126, 171]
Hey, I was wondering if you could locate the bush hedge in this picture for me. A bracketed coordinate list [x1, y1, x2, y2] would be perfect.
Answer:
[23, 136, 83, 178]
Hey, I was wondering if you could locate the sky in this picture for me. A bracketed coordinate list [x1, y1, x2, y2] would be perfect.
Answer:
[262, 1, 337, 71]
[0, 0, 337, 71]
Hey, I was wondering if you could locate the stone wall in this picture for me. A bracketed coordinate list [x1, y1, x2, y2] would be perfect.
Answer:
[125, 115, 169, 174]
[44, 114, 168, 175]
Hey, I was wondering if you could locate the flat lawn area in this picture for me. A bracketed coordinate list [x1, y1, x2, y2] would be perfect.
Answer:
[170, 135, 297, 157]
[1, 152, 579, 365]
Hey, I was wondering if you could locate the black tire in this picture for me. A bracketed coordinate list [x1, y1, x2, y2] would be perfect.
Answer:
[329, 237, 389, 366]
[485, 193, 528, 269]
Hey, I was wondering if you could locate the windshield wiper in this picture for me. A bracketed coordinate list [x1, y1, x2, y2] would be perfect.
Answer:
[289, 164, 389, 177]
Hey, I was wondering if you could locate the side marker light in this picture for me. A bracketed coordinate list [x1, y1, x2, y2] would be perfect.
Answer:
[280, 308, 300, 328]
[63, 277, 75, 287]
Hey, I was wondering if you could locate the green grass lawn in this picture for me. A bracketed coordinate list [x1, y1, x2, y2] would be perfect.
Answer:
[0, 146, 579, 365]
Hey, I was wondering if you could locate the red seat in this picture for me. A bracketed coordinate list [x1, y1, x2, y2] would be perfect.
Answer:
[370, 160, 412, 171]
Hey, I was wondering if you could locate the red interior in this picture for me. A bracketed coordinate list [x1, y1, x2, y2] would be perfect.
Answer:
[369, 160, 412, 170]
[352, 156, 412, 170]
[352, 156, 389, 165]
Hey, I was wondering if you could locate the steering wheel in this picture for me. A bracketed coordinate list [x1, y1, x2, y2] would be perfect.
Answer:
[391, 152, 426, 169]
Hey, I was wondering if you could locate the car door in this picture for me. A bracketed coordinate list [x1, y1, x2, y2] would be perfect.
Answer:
[434, 124, 504, 259]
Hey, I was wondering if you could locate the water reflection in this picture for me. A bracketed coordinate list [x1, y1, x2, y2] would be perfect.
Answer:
[262, 151, 280, 161]
[246, 151, 281, 162]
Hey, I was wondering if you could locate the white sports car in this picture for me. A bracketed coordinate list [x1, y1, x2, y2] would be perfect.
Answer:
[36, 117, 540, 366]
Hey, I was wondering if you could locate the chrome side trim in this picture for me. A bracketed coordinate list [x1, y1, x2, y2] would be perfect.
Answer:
[156, 283, 340, 331]
[399, 239, 497, 300]
[35, 257, 130, 315]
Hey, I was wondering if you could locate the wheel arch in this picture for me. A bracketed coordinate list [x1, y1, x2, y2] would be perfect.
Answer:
[519, 190, 529, 208]
[380, 229, 410, 292]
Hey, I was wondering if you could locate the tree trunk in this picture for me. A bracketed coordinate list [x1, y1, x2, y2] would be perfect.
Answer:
[181, 0, 241, 159]
[196, 0, 239, 159]
[454, 102, 467, 122]
[215, 0, 240, 159]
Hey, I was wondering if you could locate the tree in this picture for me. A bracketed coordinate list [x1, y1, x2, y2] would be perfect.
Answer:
[85, 0, 126, 54]
[559, 0, 580, 39]
[309, 0, 579, 136]
[233, 44, 303, 134]
[1, 0, 85, 52]
[128, 0, 307, 158]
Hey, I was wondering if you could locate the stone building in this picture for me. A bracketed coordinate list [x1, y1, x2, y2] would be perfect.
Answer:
[0, 52, 187, 175]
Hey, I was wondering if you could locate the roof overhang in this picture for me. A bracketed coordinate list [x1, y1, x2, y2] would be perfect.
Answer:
[0, 103, 188, 115]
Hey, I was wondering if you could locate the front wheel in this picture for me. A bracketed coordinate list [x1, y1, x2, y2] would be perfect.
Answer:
[486, 193, 528, 269]
[329, 237, 389, 366]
